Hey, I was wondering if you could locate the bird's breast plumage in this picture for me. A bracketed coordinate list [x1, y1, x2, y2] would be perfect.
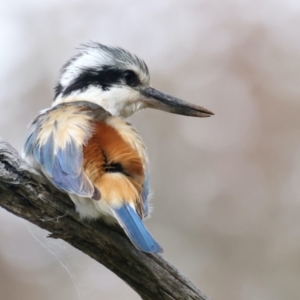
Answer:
[83, 120, 146, 217]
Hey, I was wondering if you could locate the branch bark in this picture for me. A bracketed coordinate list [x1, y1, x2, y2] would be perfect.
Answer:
[0, 139, 209, 300]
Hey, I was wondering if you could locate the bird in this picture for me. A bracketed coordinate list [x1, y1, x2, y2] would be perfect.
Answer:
[22, 42, 214, 253]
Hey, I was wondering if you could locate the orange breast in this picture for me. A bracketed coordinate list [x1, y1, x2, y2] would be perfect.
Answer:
[83, 121, 145, 208]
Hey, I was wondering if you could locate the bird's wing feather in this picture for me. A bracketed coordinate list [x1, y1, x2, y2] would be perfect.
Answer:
[23, 101, 110, 199]
[111, 204, 163, 253]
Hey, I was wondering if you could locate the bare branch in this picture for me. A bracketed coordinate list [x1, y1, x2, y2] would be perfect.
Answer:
[0, 139, 210, 300]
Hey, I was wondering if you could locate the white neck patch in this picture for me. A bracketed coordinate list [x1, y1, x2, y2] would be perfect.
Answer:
[53, 85, 148, 118]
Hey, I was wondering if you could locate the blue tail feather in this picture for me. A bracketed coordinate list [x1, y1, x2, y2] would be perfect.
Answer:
[112, 204, 163, 253]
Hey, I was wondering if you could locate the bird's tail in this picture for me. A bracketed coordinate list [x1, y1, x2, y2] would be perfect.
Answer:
[111, 204, 163, 253]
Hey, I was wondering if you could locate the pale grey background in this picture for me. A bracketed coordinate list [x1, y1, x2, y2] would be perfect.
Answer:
[1, 0, 300, 299]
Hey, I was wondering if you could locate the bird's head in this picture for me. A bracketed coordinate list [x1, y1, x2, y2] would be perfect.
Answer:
[53, 42, 213, 118]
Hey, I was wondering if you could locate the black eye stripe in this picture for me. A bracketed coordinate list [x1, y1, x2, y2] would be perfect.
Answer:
[62, 67, 124, 96]
[60, 67, 140, 97]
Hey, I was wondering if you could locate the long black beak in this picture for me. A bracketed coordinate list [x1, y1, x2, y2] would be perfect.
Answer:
[140, 87, 214, 117]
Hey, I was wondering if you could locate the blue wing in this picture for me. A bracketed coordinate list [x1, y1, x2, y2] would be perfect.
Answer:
[23, 102, 105, 200]
[32, 134, 98, 199]
[112, 204, 163, 253]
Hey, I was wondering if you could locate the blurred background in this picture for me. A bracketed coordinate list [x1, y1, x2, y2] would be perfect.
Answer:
[1, 0, 300, 299]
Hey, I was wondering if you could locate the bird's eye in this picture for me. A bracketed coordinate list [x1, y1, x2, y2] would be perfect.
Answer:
[123, 70, 139, 87]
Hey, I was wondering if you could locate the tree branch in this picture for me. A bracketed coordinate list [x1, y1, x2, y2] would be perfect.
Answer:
[0, 139, 209, 300]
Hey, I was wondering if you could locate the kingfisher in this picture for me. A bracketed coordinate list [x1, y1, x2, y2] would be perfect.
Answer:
[22, 43, 213, 253]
